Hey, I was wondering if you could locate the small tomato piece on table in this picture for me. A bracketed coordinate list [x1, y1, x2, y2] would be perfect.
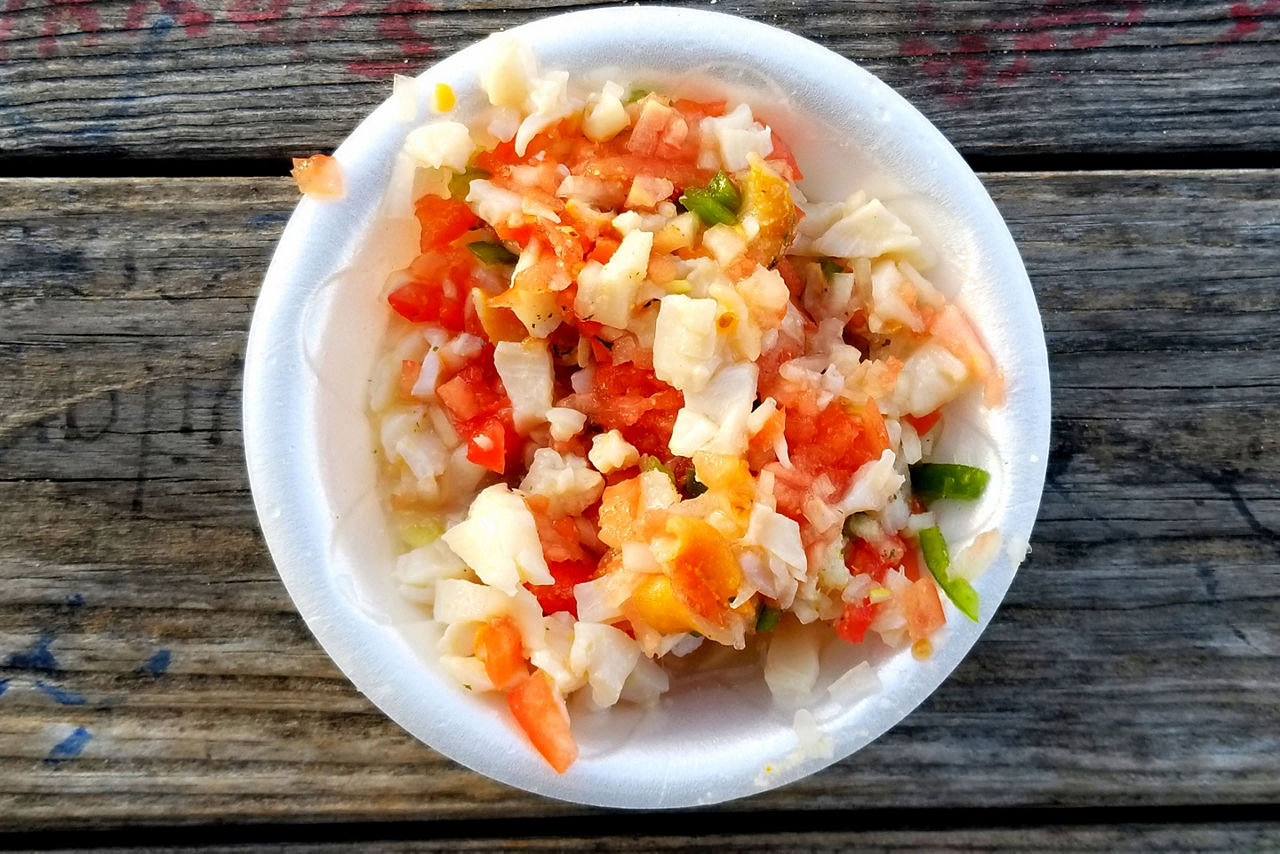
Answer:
[291, 154, 344, 198]
[474, 616, 528, 691]
[507, 670, 578, 773]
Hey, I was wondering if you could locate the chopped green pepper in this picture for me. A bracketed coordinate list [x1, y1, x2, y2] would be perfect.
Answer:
[679, 187, 737, 226]
[820, 258, 844, 278]
[704, 170, 742, 213]
[756, 605, 781, 633]
[448, 167, 489, 200]
[918, 526, 980, 621]
[467, 240, 518, 265]
[684, 468, 708, 498]
[910, 463, 990, 503]
[400, 518, 445, 548]
[640, 455, 675, 484]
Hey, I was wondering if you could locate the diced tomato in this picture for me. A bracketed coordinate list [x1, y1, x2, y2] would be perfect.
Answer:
[542, 220, 586, 275]
[434, 355, 522, 473]
[466, 417, 507, 474]
[387, 277, 466, 329]
[565, 362, 684, 460]
[526, 558, 598, 617]
[474, 139, 520, 172]
[475, 616, 528, 691]
[398, 360, 422, 399]
[589, 236, 621, 264]
[766, 128, 804, 181]
[746, 407, 785, 472]
[527, 496, 589, 564]
[904, 577, 946, 641]
[835, 600, 875, 644]
[507, 670, 578, 773]
[597, 477, 642, 548]
[415, 194, 480, 252]
[627, 99, 675, 156]
[785, 403, 885, 493]
[291, 153, 344, 198]
[903, 409, 943, 437]
[764, 460, 810, 522]
[588, 336, 613, 364]
[856, 400, 891, 456]
[672, 98, 726, 122]
[773, 256, 806, 301]
[438, 361, 508, 423]
[437, 374, 482, 422]
[577, 154, 711, 194]
[844, 533, 911, 583]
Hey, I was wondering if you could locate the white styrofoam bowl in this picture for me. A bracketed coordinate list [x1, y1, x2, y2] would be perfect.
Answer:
[244, 7, 1050, 809]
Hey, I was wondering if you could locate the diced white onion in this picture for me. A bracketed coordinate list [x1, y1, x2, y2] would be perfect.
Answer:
[827, 661, 881, 706]
[404, 121, 474, 171]
[569, 622, 641, 708]
[519, 449, 604, 518]
[764, 619, 820, 704]
[441, 484, 552, 594]
[493, 339, 554, 432]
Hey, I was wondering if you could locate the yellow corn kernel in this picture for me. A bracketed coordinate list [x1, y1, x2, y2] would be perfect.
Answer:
[868, 587, 892, 604]
[433, 82, 456, 113]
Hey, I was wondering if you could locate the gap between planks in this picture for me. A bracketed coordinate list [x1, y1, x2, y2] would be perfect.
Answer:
[2, 805, 1279, 847]
[1, 153, 1280, 180]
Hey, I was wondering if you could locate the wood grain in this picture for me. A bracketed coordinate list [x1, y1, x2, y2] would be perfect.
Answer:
[8, 822, 1280, 852]
[1, 1, 1278, 163]
[1, 171, 1278, 829]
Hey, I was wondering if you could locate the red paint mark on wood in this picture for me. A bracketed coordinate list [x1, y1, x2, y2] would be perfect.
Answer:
[301, 0, 365, 37]
[37, 0, 102, 58]
[995, 55, 1033, 87]
[0, 0, 27, 61]
[227, 0, 291, 37]
[1226, 0, 1280, 40]
[900, 1, 1146, 98]
[2, 0, 436, 78]
[347, 0, 434, 77]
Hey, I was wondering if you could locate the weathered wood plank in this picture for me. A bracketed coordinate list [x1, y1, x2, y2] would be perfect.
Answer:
[1, 1, 1278, 162]
[0, 171, 1278, 828]
[8, 822, 1280, 852]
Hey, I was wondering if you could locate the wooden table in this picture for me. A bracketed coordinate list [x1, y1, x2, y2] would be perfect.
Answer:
[2, 1, 1278, 849]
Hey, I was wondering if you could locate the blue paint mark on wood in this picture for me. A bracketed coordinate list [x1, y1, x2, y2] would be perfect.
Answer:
[142, 649, 172, 676]
[35, 680, 87, 706]
[251, 212, 289, 229]
[66, 593, 85, 607]
[0, 679, 9, 697]
[5, 635, 59, 673]
[44, 727, 92, 765]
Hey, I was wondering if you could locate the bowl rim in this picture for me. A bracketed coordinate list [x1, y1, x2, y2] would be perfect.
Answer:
[244, 5, 1051, 809]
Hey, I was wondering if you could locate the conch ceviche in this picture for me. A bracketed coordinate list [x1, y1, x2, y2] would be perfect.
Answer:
[294, 35, 1007, 774]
